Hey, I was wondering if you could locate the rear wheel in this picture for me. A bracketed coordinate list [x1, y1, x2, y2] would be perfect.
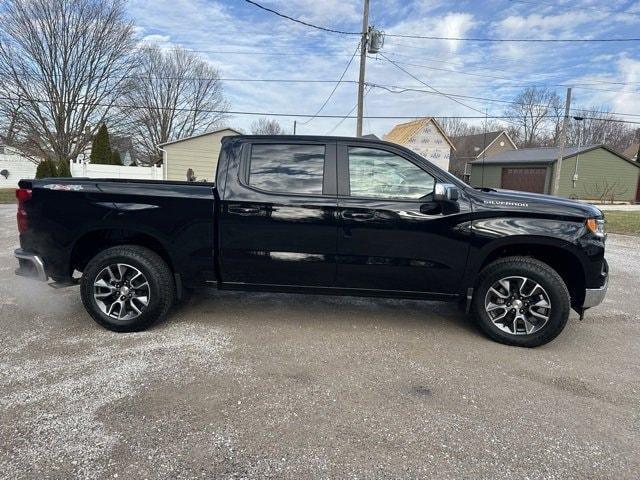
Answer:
[80, 245, 175, 332]
[472, 256, 570, 347]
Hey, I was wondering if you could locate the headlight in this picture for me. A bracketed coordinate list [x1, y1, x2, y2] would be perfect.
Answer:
[586, 218, 605, 236]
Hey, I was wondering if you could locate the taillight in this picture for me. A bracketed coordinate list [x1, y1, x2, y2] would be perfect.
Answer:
[16, 188, 32, 234]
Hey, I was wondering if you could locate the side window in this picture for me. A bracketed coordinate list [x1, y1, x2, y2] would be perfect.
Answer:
[249, 144, 325, 195]
[348, 147, 435, 200]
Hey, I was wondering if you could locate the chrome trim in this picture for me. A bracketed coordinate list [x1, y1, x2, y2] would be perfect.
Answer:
[14, 248, 48, 282]
[583, 276, 608, 309]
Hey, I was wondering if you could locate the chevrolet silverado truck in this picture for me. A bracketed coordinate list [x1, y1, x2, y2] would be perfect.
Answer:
[14, 135, 608, 347]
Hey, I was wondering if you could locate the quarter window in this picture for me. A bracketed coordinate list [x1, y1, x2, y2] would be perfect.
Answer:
[348, 147, 435, 199]
[249, 144, 325, 195]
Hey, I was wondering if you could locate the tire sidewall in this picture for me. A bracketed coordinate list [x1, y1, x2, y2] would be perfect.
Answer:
[81, 249, 168, 331]
[473, 259, 570, 347]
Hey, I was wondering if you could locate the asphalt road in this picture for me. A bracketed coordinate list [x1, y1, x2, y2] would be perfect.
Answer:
[0, 204, 638, 479]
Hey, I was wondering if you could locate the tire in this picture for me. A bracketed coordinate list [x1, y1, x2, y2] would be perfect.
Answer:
[80, 245, 175, 332]
[471, 256, 570, 347]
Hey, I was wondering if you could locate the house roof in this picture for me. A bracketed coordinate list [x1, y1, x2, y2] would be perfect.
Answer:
[451, 130, 516, 159]
[623, 143, 639, 159]
[384, 118, 456, 150]
[158, 127, 241, 147]
[470, 144, 640, 168]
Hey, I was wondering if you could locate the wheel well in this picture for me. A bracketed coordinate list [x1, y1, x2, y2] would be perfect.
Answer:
[71, 229, 173, 273]
[479, 243, 585, 306]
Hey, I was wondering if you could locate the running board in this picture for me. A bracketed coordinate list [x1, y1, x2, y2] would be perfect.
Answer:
[49, 279, 79, 289]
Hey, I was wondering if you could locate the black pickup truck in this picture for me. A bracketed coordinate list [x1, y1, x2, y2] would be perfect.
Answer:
[14, 135, 608, 347]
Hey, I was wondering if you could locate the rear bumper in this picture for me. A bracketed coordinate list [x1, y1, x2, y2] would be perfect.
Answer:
[582, 259, 608, 309]
[14, 248, 48, 282]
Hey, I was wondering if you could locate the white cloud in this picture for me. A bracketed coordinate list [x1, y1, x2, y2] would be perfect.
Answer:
[269, 0, 360, 25]
[123, 0, 640, 137]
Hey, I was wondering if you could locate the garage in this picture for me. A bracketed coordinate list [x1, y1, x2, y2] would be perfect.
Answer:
[501, 167, 547, 193]
[469, 145, 640, 201]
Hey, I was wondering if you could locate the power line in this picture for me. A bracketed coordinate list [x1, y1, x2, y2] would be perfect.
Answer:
[242, 0, 640, 42]
[384, 33, 640, 42]
[326, 87, 371, 135]
[299, 42, 360, 126]
[366, 82, 640, 118]
[5, 70, 361, 84]
[378, 52, 488, 115]
[243, 0, 360, 35]
[367, 55, 640, 93]
[2, 95, 639, 124]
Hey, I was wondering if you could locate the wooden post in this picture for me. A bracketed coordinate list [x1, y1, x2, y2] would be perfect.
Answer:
[356, 0, 369, 137]
[551, 87, 572, 196]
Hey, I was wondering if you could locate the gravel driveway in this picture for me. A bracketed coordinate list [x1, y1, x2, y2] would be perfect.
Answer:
[0, 204, 638, 479]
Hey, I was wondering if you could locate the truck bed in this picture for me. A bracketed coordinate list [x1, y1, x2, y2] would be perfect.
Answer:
[17, 177, 218, 285]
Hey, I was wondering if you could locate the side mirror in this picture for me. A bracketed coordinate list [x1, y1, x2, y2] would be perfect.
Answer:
[434, 183, 459, 202]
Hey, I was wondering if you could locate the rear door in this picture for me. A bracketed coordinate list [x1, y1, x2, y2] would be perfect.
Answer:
[218, 139, 338, 287]
[335, 142, 471, 294]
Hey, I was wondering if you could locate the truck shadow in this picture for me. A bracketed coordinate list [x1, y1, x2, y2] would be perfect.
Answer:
[173, 288, 481, 338]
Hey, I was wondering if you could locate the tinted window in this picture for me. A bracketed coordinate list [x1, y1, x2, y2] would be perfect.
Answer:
[349, 147, 435, 199]
[249, 144, 325, 194]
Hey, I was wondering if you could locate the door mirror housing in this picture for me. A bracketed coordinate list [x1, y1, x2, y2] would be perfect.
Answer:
[434, 183, 459, 202]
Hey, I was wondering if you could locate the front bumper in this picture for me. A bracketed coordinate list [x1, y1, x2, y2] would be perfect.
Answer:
[582, 259, 608, 309]
[14, 248, 48, 282]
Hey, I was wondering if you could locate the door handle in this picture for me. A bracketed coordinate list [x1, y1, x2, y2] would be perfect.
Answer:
[228, 205, 261, 216]
[342, 210, 375, 221]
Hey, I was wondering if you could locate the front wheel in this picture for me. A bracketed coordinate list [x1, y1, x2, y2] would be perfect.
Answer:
[80, 245, 175, 332]
[472, 256, 570, 347]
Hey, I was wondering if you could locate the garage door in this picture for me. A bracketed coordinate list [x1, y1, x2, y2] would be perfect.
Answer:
[501, 167, 547, 193]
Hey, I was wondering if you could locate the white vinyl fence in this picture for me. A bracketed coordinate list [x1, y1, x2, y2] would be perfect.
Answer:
[70, 160, 164, 180]
[0, 152, 37, 188]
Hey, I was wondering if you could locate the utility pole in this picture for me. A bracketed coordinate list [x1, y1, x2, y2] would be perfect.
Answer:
[356, 0, 369, 137]
[551, 87, 572, 196]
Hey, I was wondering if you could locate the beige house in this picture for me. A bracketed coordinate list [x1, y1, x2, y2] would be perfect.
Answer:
[159, 128, 241, 181]
[384, 118, 455, 172]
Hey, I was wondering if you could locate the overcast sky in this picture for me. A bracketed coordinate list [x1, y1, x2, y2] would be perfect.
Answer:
[127, 0, 640, 136]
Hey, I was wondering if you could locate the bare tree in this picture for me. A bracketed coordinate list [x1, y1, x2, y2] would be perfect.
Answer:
[583, 179, 629, 204]
[504, 87, 563, 147]
[250, 118, 285, 135]
[0, 0, 136, 163]
[123, 46, 228, 163]
[566, 106, 635, 152]
[437, 117, 506, 139]
[436, 117, 472, 138]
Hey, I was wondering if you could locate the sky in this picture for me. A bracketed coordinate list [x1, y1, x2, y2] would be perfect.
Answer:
[127, 0, 640, 137]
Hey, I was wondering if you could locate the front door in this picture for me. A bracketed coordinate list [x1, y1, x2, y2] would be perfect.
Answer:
[336, 143, 471, 294]
[219, 140, 338, 287]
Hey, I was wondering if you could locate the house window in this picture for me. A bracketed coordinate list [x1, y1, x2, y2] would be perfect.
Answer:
[249, 144, 325, 195]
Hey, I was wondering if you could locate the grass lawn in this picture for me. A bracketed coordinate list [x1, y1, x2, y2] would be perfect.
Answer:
[604, 211, 640, 236]
[0, 188, 15, 204]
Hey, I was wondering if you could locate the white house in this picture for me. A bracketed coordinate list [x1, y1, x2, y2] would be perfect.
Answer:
[383, 118, 456, 171]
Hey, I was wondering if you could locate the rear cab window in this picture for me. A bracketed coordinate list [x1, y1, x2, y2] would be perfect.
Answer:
[248, 143, 326, 195]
